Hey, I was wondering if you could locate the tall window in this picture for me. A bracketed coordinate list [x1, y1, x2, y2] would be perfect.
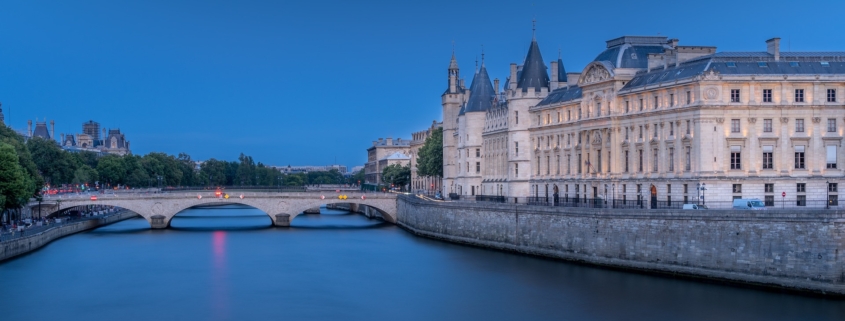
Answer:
[763, 89, 772, 103]
[624, 150, 629, 172]
[476, 162, 480, 173]
[597, 150, 602, 173]
[577, 154, 582, 174]
[476, 149, 480, 157]
[829, 183, 838, 192]
[686, 91, 691, 104]
[796, 119, 805, 132]
[639, 99, 644, 111]
[515, 111, 518, 124]
[652, 149, 658, 172]
[765, 184, 774, 193]
[829, 119, 837, 133]
[653, 96, 659, 109]
[625, 127, 629, 140]
[567, 155, 571, 174]
[625, 101, 629, 113]
[668, 148, 675, 172]
[730, 89, 741, 103]
[670, 93, 675, 106]
[514, 163, 518, 177]
[515, 142, 519, 155]
[545, 156, 550, 175]
[730, 146, 741, 169]
[795, 146, 805, 169]
[638, 150, 643, 172]
[763, 146, 773, 169]
[596, 102, 602, 116]
[828, 89, 837, 102]
[763, 119, 773, 132]
[797, 183, 806, 192]
[795, 89, 805, 102]
[686, 120, 691, 135]
[731, 119, 740, 133]
[556, 155, 560, 174]
[653, 124, 658, 138]
[639, 126, 643, 139]
[670, 122, 674, 136]
[827, 145, 837, 169]
[685, 146, 691, 170]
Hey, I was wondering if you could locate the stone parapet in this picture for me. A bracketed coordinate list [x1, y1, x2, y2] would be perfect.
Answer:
[396, 195, 845, 296]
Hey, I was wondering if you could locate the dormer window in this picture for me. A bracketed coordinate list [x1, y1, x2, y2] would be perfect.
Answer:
[789, 62, 799, 67]
[757, 62, 768, 67]
[821, 61, 830, 67]
[726, 62, 736, 67]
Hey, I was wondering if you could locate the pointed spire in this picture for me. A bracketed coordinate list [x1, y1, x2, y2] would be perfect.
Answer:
[517, 28, 550, 92]
[532, 18, 536, 40]
[481, 45, 485, 66]
[464, 62, 495, 113]
[449, 45, 459, 70]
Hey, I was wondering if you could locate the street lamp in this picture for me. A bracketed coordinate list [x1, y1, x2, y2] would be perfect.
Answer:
[697, 183, 707, 206]
[826, 180, 830, 209]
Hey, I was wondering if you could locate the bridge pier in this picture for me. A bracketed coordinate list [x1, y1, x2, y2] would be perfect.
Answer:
[150, 215, 169, 229]
[274, 214, 291, 227]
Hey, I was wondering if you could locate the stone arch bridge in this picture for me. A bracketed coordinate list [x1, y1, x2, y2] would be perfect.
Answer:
[31, 191, 397, 229]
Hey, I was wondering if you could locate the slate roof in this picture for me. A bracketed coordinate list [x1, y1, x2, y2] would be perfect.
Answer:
[593, 44, 666, 69]
[557, 58, 567, 82]
[464, 64, 496, 113]
[33, 122, 50, 139]
[621, 51, 845, 91]
[517, 40, 549, 91]
[534, 85, 583, 108]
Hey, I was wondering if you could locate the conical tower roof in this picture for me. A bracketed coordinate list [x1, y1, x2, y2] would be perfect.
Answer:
[464, 63, 495, 113]
[557, 58, 567, 82]
[449, 52, 459, 69]
[517, 39, 550, 92]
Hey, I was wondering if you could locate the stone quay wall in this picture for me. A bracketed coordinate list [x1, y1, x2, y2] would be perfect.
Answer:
[396, 196, 845, 296]
[0, 211, 138, 262]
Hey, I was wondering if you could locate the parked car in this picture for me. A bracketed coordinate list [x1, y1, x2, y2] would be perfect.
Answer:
[682, 204, 707, 210]
[732, 199, 766, 210]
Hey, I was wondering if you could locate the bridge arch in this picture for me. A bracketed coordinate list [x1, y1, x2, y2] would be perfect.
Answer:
[31, 192, 397, 229]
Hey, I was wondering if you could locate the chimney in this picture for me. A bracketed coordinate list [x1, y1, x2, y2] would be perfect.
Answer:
[27, 120, 32, 136]
[50, 120, 55, 139]
[509, 63, 517, 90]
[550, 61, 559, 90]
[61, 133, 65, 144]
[386, 137, 393, 146]
[459, 78, 465, 88]
[493, 78, 500, 95]
[766, 38, 781, 61]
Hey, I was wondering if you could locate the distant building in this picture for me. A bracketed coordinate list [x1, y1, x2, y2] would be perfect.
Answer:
[365, 137, 410, 185]
[56, 120, 131, 155]
[277, 164, 348, 174]
[410, 120, 443, 193]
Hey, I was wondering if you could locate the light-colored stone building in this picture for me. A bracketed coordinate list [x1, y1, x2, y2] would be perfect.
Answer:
[437, 32, 845, 207]
[410, 120, 443, 194]
[365, 137, 410, 185]
[529, 35, 845, 208]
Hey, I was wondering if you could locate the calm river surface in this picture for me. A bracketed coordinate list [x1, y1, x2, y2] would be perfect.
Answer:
[1, 205, 843, 321]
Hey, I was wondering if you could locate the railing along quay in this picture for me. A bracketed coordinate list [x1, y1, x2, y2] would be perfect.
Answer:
[434, 194, 845, 210]
[0, 210, 126, 243]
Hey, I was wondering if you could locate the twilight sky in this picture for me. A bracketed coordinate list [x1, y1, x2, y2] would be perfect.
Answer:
[2, 0, 844, 168]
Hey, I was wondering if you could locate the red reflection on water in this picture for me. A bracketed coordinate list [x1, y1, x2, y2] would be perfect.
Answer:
[211, 231, 229, 320]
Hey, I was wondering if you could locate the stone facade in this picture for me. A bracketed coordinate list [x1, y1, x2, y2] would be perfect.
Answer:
[410, 120, 443, 194]
[365, 137, 410, 185]
[529, 36, 845, 207]
[436, 34, 845, 205]
[396, 195, 845, 295]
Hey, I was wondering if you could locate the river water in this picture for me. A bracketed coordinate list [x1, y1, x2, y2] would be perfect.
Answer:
[0, 205, 842, 321]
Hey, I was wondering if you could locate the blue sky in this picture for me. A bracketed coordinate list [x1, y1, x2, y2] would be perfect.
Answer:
[2, 0, 844, 168]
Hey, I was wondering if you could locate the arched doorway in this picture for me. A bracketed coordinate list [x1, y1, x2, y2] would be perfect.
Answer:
[650, 185, 657, 209]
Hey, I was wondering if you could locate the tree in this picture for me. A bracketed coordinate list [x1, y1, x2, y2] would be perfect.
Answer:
[72, 165, 99, 185]
[416, 127, 443, 178]
[236, 153, 255, 185]
[381, 163, 411, 190]
[97, 155, 126, 186]
[0, 143, 33, 213]
[349, 169, 365, 185]
[27, 137, 77, 185]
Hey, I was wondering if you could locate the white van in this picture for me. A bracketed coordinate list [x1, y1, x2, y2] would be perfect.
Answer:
[682, 204, 707, 210]
[732, 199, 766, 210]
